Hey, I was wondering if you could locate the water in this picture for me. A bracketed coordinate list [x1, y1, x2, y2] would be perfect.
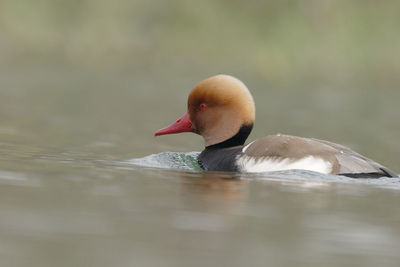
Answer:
[127, 151, 202, 171]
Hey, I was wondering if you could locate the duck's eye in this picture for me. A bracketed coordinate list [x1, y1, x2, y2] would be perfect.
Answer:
[199, 103, 207, 110]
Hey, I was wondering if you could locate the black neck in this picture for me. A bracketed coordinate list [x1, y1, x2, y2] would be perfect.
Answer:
[206, 124, 253, 149]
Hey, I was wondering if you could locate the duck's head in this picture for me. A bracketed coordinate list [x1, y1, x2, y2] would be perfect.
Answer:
[155, 74, 255, 147]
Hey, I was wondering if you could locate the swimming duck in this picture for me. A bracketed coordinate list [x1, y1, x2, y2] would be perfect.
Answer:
[155, 75, 397, 178]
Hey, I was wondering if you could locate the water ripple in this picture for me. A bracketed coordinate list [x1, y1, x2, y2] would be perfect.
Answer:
[126, 151, 201, 171]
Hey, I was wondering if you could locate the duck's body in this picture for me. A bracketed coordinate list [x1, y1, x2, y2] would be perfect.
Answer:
[155, 75, 398, 178]
[199, 134, 397, 178]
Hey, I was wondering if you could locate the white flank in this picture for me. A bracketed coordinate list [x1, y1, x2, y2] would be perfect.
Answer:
[237, 155, 332, 174]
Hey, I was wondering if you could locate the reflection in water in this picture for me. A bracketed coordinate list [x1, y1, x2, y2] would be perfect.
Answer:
[179, 171, 248, 216]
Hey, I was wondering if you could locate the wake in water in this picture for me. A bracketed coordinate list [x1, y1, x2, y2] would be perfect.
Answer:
[126, 151, 202, 171]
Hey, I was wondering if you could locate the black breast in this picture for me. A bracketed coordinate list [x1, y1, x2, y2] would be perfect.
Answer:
[197, 124, 252, 172]
[198, 146, 243, 172]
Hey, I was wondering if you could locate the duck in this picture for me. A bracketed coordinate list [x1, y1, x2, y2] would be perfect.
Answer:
[155, 74, 398, 178]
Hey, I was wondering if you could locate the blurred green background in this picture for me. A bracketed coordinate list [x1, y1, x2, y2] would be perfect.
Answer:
[0, 0, 399, 170]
